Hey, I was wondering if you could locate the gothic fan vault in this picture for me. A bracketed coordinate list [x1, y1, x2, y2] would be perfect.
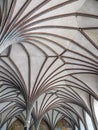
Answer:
[0, 0, 98, 130]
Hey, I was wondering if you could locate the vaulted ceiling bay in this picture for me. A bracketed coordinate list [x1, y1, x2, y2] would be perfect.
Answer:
[0, 0, 98, 130]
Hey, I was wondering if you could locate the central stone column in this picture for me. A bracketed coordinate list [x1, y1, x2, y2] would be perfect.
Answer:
[24, 120, 31, 130]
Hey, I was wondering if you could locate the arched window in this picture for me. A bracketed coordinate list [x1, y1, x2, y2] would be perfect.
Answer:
[94, 99, 98, 122]
[75, 126, 78, 130]
[85, 112, 94, 130]
[79, 120, 85, 130]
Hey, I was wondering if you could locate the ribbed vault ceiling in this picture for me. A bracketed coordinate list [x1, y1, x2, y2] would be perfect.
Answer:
[0, 0, 98, 130]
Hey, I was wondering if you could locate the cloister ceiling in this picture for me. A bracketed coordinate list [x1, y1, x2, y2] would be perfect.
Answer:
[0, 0, 98, 130]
